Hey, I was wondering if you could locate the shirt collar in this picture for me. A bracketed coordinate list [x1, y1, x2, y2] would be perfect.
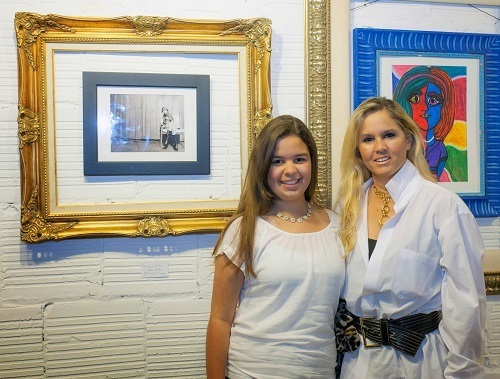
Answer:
[363, 160, 422, 213]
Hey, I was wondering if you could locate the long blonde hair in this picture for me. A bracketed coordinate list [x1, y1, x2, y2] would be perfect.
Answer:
[334, 97, 435, 255]
[213, 115, 318, 277]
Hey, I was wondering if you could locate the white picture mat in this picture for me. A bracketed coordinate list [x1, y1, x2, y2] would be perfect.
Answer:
[44, 43, 247, 213]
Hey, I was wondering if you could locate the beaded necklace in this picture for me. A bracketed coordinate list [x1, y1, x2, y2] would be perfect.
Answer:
[276, 202, 312, 223]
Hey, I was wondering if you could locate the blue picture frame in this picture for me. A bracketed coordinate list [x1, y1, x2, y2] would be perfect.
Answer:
[353, 28, 500, 217]
[83, 72, 210, 176]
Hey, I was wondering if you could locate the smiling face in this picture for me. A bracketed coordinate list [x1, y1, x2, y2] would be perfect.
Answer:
[357, 109, 411, 185]
[267, 135, 312, 203]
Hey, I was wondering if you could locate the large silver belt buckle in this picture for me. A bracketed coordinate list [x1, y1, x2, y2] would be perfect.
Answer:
[359, 317, 381, 348]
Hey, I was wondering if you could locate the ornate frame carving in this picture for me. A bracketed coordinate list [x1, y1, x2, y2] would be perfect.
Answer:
[306, 0, 331, 208]
[15, 13, 273, 242]
[15, 5, 332, 242]
[485, 272, 500, 295]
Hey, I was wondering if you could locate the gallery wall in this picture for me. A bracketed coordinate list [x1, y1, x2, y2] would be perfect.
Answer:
[348, 5, 500, 377]
[0, 0, 498, 378]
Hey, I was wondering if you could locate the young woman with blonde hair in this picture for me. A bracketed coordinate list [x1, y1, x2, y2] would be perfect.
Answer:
[334, 97, 485, 378]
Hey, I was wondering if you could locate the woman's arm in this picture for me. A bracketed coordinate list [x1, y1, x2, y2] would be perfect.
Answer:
[206, 253, 244, 379]
[439, 211, 486, 378]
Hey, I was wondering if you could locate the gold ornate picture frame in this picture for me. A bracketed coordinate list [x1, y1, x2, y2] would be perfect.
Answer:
[305, 0, 331, 209]
[15, 4, 331, 243]
[15, 13, 273, 242]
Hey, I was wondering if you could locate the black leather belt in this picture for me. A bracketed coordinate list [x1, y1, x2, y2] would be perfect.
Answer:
[348, 309, 442, 356]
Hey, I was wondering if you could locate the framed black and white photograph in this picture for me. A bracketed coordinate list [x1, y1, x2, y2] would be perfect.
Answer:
[15, 14, 273, 241]
[83, 72, 210, 176]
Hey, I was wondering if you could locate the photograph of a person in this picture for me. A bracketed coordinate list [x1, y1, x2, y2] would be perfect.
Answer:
[160, 106, 181, 151]
[110, 93, 185, 153]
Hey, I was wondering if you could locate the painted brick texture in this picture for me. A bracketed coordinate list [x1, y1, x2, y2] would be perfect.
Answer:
[0, 1, 499, 378]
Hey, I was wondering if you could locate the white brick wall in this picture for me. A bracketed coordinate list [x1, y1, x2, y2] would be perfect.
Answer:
[0, 306, 44, 378]
[0, 1, 499, 378]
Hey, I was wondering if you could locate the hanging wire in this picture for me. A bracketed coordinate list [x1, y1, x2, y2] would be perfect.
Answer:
[468, 4, 500, 21]
[351, 0, 380, 11]
[351, 1, 499, 22]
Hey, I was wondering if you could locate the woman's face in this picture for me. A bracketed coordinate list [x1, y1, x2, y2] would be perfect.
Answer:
[357, 110, 411, 185]
[267, 135, 312, 203]
[408, 82, 443, 132]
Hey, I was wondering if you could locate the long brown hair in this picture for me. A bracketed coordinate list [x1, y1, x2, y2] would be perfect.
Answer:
[213, 115, 318, 277]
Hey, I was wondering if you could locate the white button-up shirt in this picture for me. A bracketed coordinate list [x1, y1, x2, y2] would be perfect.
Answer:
[340, 160, 486, 379]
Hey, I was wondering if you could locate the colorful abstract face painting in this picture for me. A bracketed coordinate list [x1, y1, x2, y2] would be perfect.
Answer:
[393, 66, 468, 182]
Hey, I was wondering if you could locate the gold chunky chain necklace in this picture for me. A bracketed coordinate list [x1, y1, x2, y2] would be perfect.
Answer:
[373, 185, 391, 228]
[276, 202, 312, 223]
